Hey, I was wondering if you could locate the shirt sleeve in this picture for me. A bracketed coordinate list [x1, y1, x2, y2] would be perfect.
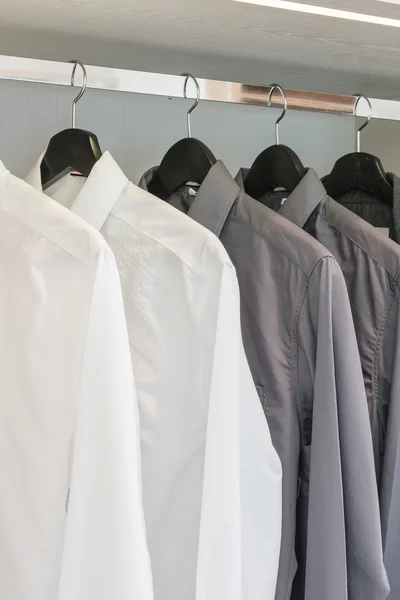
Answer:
[380, 293, 400, 600]
[57, 248, 154, 600]
[298, 256, 389, 600]
[196, 261, 282, 600]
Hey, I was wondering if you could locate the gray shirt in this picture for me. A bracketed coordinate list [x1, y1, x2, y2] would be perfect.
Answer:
[321, 173, 400, 244]
[326, 175, 400, 600]
[140, 163, 388, 600]
[237, 166, 400, 600]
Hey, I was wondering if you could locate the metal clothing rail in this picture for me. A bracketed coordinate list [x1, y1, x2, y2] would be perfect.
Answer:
[0, 54, 399, 122]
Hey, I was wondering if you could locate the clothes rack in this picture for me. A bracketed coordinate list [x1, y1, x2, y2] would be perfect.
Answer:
[0, 54, 399, 122]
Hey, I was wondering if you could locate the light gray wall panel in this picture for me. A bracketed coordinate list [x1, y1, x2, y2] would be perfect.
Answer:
[0, 78, 359, 183]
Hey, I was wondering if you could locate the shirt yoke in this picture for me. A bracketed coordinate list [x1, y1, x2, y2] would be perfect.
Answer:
[233, 191, 335, 280]
[112, 181, 235, 281]
[0, 171, 110, 267]
[323, 197, 400, 284]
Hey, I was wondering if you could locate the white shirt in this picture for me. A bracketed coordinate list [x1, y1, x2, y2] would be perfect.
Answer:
[26, 151, 283, 600]
[0, 160, 153, 600]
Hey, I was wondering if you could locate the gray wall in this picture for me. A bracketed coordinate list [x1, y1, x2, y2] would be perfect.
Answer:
[0, 78, 374, 183]
[363, 119, 400, 175]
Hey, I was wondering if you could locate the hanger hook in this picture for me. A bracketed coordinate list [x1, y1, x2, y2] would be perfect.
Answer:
[268, 84, 288, 146]
[353, 93, 372, 153]
[69, 59, 87, 129]
[180, 73, 200, 138]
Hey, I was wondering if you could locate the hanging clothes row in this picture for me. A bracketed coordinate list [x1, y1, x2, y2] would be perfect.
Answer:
[140, 83, 391, 600]
[0, 60, 398, 600]
[0, 63, 282, 600]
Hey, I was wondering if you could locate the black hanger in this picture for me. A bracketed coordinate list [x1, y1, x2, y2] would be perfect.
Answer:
[41, 60, 102, 190]
[324, 94, 393, 206]
[148, 73, 216, 200]
[245, 84, 306, 199]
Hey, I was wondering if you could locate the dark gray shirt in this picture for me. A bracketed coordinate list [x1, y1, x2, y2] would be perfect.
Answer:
[140, 163, 388, 600]
[321, 173, 400, 244]
[237, 166, 400, 600]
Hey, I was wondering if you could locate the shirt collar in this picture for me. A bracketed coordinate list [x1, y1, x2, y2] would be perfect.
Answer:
[190, 161, 240, 236]
[139, 166, 157, 192]
[140, 161, 240, 237]
[235, 168, 247, 190]
[25, 151, 45, 192]
[25, 151, 128, 231]
[235, 167, 327, 228]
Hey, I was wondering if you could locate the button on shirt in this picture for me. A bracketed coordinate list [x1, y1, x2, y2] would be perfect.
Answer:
[242, 167, 399, 600]
[26, 151, 283, 600]
[140, 161, 389, 600]
[0, 161, 153, 600]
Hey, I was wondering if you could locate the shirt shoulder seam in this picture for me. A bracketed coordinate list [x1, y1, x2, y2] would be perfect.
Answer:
[292, 255, 337, 446]
[307, 254, 337, 282]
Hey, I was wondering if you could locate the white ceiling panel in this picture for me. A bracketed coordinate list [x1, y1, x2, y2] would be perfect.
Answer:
[0, 0, 398, 98]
